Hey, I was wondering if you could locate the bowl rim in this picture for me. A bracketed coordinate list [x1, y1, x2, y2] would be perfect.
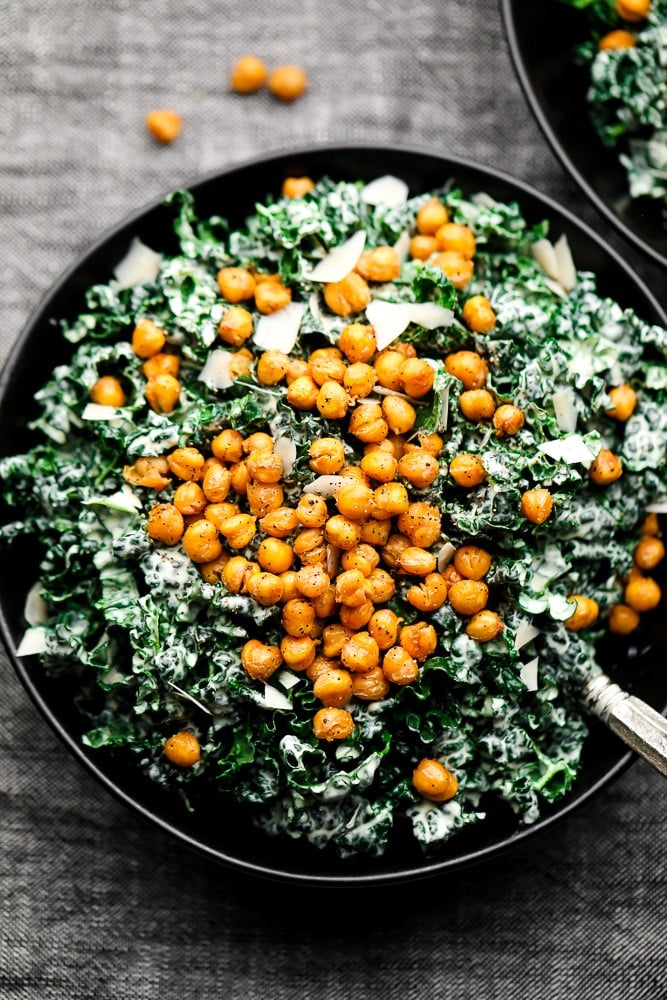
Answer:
[499, 0, 667, 271]
[0, 140, 661, 887]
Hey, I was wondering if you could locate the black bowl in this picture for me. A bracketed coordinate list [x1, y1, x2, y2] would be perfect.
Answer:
[1, 143, 666, 887]
[501, 0, 667, 269]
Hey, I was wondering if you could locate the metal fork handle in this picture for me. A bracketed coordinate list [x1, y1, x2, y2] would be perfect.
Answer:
[582, 673, 667, 778]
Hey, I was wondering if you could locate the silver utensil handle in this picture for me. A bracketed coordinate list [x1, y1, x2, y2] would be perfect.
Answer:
[582, 674, 667, 778]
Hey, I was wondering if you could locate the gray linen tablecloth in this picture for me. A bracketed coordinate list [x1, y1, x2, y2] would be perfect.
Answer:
[1, 2, 665, 997]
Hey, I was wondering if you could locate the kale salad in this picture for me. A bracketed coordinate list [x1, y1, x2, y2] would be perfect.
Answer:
[1, 172, 665, 860]
[559, 0, 667, 203]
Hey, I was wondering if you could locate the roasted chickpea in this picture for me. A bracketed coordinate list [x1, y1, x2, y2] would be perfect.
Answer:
[397, 502, 442, 548]
[267, 64, 308, 101]
[163, 731, 200, 767]
[374, 350, 404, 391]
[287, 374, 319, 410]
[449, 453, 486, 488]
[309, 347, 346, 386]
[90, 375, 126, 408]
[459, 389, 496, 422]
[409, 234, 439, 260]
[399, 358, 435, 399]
[308, 437, 346, 474]
[241, 639, 282, 681]
[348, 402, 389, 443]
[398, 450, 440, 488]
[352, 667, 391, 701]
[323, 272, 371, 317]
[634, 535, 665, 571]
[368, 608, 402, 651]
[317, 381, 349, 421]
[221, 555, 252, 593]
[381, 395, 416, 435]
[606, 384, 637, 421]
[182, 519, 223, 564]
[282, 598, 316, 637]
[564, 594, 599, 631]
[131, 318, 166, 359]
[339, 598, 375, 630]
[173, 481, 207, 516]
[210, 428, 243, 463]
[217, 512, 257, 549]
[400, 622, 437, 662]
[454, 545, 491, 581]
[436, 222, 476, 258]
[246, 482, 284, 518]
[341, 543, 380, 576]
[294, 494, 327, 529]
[398, 546, 437, 577]
[607, 603, 641, 635]
[313, 707, 355, 741]
[293, 527, 327, 565]
[416, 196, 449, 235]
[282, 176, 315, 198]
[358, 518, 392, 548]
[167, 447, 205, 482]
[256, 537, 293, 574]
[246, 448, 283, 484]
[255, 349, 289, 386]
[589, 449, 623, 486]
[639, 512, 660, 536]
[417, 432, 445, 457]
[493, 403, 525, 437]
[462, 295, 496, 334]
[280, 635, 316, 672]
[230, 54, 268, 93]
[313, 668, 353, 707]
[319, 623, 351, 660]
[334, 568, 367, 607]
[218, 305, 253, 347]
[142, 352, 181, 380]
[246, 571, 285, 606]
[344, 363, 377, 399]
[340, 632, 380, 673]
[372, 482, 410, 519]
[216, 267, 256, 303]
[335, 482, 374, 521]
[599, 28, 637, 50]
[355, 246, 401, 283]
[520, 488, 553, 525]
[465, 610, 504, 643]
[360, 448, 398, 483]
[338, 323, 377, 363]
[445, 350, 487, 389]
[382, 646, 419, 685]
[254, 280, 292, 315]
[146, 503, 184, 545]
[615, 0, 650, 22]
[364, 567, 396, 604]
[285, 357, 310, 384]
[412, 758, 458, 802]
[199, 552, 230, 584]
[433, 251, 474, 289]
[295, 563, 330, 599]
[406, 572, 448, 612]
[624, 576, 661, 612]
[122, 456, 171, 491]
[448, 579, 489, 615]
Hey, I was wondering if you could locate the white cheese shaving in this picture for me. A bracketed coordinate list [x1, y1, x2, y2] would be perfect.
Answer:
[554, 234, 577, 292]
[405, 303, 454, 330]
[276, 669, 300, 691]
[326, 543, 341, 578]
[253, 302, 307, 353]
[513, 621, 540, 651]
[274, 436, 297, 477]
[531, 238, 559, 281]
[81, 403, 123, 421]
[520, 656, 539, 692]
[16, 626, 48, 657]
[551, 387, 578, 433]
[113, 237, 162, 289]
[436, 541, 456, 571]
[259, 684, 293, 711]
[24, 582, 48, 626]
[538, 433, 598, 465]
[366, 299, 453, 352]
[393, 229, 411, 263]
[306, 230, 366, 282]
[645, 500, 667, 513]
[360, 174, 409, 207]
[198, 349, 234, 390]
[303, 475, 348, 497]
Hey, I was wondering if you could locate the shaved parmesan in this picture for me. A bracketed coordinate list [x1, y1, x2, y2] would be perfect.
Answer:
[113, 237, 162, 288]
[645, 500, 667, 513]
[366, 300, 411, 350]
[254, 302, 307, 353]
[551, 387, 578, 433]
[24, 582, 48, 626]
[393, 229, 411, 263]
[274, 436, 297, 477]
[520, 656, 539, 691]
[81, 403, 123, 421]
[538, 433, 599, 465]
[405, 302, 453, 330]
[513, 621, 540, 651]
[554, 234, 577, 292]
[326, 543, 341, 578]
[198, 349, 234, 390]
[16, 626, 48, 657]
[304, 475, 348, 497]
[436, 541, 456, 571]
[306, 230, 366, 282]
[168, 681, 213, 716]
[277, 669, 300, 691]
[260, 684, 293, 711]
[531, 238, 559, 281]
[361, 174, 409, 207]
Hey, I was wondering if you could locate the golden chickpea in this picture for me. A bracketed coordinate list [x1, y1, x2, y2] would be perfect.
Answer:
[131, 318, 166, 359]
[254, 280, 292, 315]
[355, 246, 401, 283]
[313, 707, 355, 742]
[313, 668, 353, 707]
[280, 570, 300, 603]
[163, 731, 200, 767]
[444, 350, 488, 389]
[307, 655, 341, 682]
[449, 453, 486, 488]
[360, 448, 398, 483]
[520, 488, 553, 525]
[465, 610, 504, 643]
[246, 449, 283, 484]
[433, 251, 474, 290]
[246, 482, 284, 518]
[285, 357, 310, 384]
[317, 381, 349, 420]
[364, 567, 396, 604]
[381, 395, 417, 435]
[216, 267, 255, 303]
[382, 646, 419, 685]
[287, 374, 319, 410]
[406, 572, 448, 612]
[255, 349, 289, 386]
[173, 481, 207, 516]
[230, 54, 268, 93]
[459, 389, 496, 422]
[246, 571, 285, 606]
[493, 403, 525, 438]
[399, 358, 435, 399]
[448, 579, 489, 615]
[167, 447, 205, 482]
[397, 502, 442, 548]
[309, 348, 347, 386]
[639, 512, 660, 536]
[200, 461, 230, 504]
[308, 436, 346, 474]
[334, 482, 374, 521]
[589, 449, 623, 486]
[436, 222, 476, 258]
[634, 535, 665, 571]
[615, 0, 650, 22]
[348, 402, 389, 443]
[146, 503, 184, 545]
[358, 518, 392, 548]
[145, 109, 182, 144]
[462, 295, 496, 334]
[341, 464, 372, 488]
[607, 603, 641, 635]
[217, 512, 257, 549]
[221, 555, 252, 593]
[599, 29, 637, 50]
[294, 494, 327, 529]
[210, 428, 243, 463]
[282, 176, 315, 198]
[243, 431, 274, 455]
[282, 598, 316, 637]
[409, 234, 439, 261]
[295, 563, 330, 599]
[454, 545, 491, 581]
[624, 576, 661, 612]
[90, 375, 126, 408]
[412, 758, 458, 802]
[293, 527, 327, 565]
[372, 482, 410, 520]
[606, 383, 637, 421]
[398, 546, 437, 577]
[368, 608, 402, 651]
[241, 639, 282, 682]
[352, 667, 391, 701]
[344, 362, 377, 398]
[417, 432, 445, 457]
[268, 64, 308, 101]
[323, 272, 371, 317]
[380, 533, 411, 571]
[334, 568, 367, 607]
[255, 537, 293, 574]
[218, 306, 253, 346]
[338, 323, 377, 363]
[374, 350, 404, 391]
[183, 519, 223, 563]
[564, 594, 600, 631]
[204, 502, 240, 532]
[320, 623, 352, 659]
[341, 543, 379, 576]
[142, 352, 180, 380]
[400, 621, 437, 662]
[339, 599, 375, 630]
[199, 552, 230, 584]
[397, 450, 440, 488]
[280, 635, 316, 672]
[340, 632, 380, 673]
[122, 455, 171, 491]
[416, 196, 449, 235]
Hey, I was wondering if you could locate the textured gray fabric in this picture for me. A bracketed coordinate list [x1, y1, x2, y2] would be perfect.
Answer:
[0, 1, 665, 998]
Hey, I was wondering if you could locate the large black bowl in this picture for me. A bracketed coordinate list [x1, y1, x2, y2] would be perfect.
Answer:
[1, 143, 666, 887]
[501, 0, 667, 269]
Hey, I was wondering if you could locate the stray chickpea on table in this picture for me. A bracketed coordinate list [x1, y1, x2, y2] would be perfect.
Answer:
[230, 54, 308, 101]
